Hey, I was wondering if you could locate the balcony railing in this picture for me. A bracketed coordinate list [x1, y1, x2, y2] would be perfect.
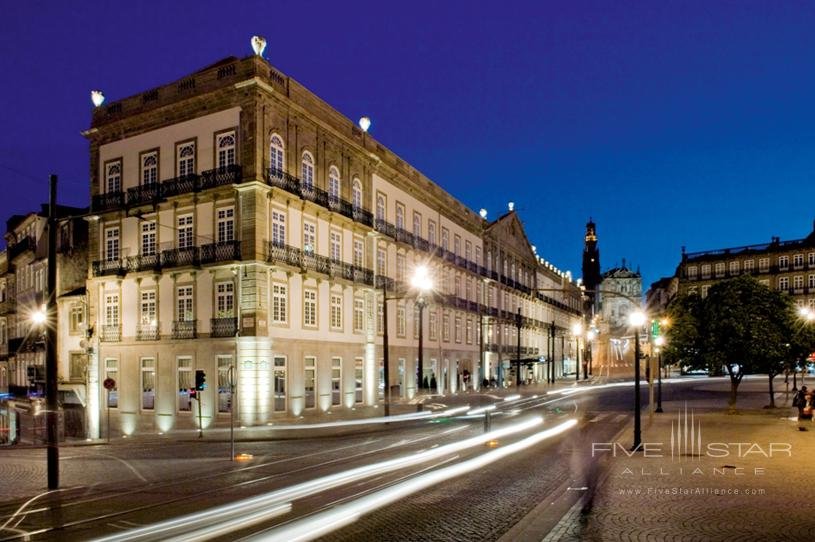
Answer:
[172, 320, 197, 339]
[92, 191, 124, 212]
[100, 325, 121, 342]
[161, 174, 198, 198]
[211, 317, 237, 338]
[162, 246, 198, 268]
[127, 184, 160, 206]
[200, 165, 242, 190]
[136, 323, 160, 341]
[92, 258, 126, 276]
[200, 240, 241, 264]
[128, 253, 161, 272]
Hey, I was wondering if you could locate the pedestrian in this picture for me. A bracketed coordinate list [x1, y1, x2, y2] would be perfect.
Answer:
[794, 385, 812, 430]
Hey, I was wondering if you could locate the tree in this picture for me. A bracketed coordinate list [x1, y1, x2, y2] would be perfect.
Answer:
[703, 275, 792, 411]
[663, 292, 705, 371]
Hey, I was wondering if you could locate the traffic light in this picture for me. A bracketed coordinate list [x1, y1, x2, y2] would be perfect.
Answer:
[189, 389, 197, 400]
[195, 370, 206, 391]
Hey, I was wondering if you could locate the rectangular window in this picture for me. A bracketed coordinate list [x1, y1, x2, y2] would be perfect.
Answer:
[303, 221, 316, 253]
[454, 316, 462, 343]
[274, 357, 286, 412]
[69, 352, 85, 381]
[353, 239, 364, 267]
[377, 248, 386, 275]
[809, 274, 815, 289]
[105, 160, 121, 193]
[177, 357, 193, 412]
[701, 285, 710, 298]
[104, 226, 120, 261]
[779, 276, 789, 290]
[69, 305, 84, 334]
[141, 221, 157, 256]
[217, 207, 234, 243]
[396, 253, 406, 281]
[779, 256, 789, 270]
[794, 276, 804, 289]
[729, 261, 738, 275]
[272, 209, 287, 247]
[141, 358, 156, 410]
[759, 258, 769, 272]
[104, 294, 119, 327]
[105, 359, 118, 408]
[475, 246, 482, 266]
[700, 264, 711, 278]
[413, 212, 422, 238]
[216, 131, 236, 168]
[428, 221, 437, 246]
[442, 313, 450, 342]
[377, 301, 384, 334]
[217, 355, 233, 413]
[305, 356, 316, 409]
[141, 151, 158, 185]
[413, 305, 421, 339]
[330, 293, 343, 329]
[454, 235, 461, 256]
[466, 319, 473, 344]
[441, 228, 449, 251]
[454, 275, 461, 298]
[714, 262, 725, 277]
[353, 298, 365, 332]
[429, 310, 437, 340]
[177, 285, 194, 321]
[140, 290, 157, 326]
[216, 281, 234, 317]
[465, 241, 472, 262]
[272, 283, 288, 324]
[355, 358, 364, 403]
[330, 231, 341, 262]
[395, 204, 405, 230]
[809, 253, 815, 267]
[331, 357, 342, 407]
[177, 141, 195, 177]
[744, 259, 754, 272]
[177, 214, 194, 249]
[397, 303, 406, 337]
[794, 254, 804, 268]
[303, 289, 317, 327]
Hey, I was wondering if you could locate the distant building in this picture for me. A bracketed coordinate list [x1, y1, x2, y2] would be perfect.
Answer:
[0, 205, 88, 443]
[646, 276, 678, 315]
[676, 222, 815, 311]
[581, 219, 601, 314]
[598, 262, 642, 331]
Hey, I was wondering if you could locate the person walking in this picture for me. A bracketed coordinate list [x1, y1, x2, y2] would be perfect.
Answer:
[794, 385, 812, 430]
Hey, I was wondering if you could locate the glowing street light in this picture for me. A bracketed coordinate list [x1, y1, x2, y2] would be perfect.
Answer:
[798, 306, 815, 322]
[31, 307, 47, 325]
[411, 265, 433, 393]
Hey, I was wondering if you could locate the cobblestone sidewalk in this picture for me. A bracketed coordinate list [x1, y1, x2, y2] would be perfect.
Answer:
[545, 394, 812, 541]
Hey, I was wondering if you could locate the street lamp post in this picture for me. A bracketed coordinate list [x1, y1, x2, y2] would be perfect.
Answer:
[45, 174, 59, 490]
[410, 266, 433, 396]
[515, 308, 522, 389]
[572, 322, 583, 382]
[629, 310, 647, 451]
[382, 279, 391, 416]
[654, 335, 665, 413]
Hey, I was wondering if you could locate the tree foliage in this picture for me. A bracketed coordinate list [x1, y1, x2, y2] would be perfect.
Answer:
[665, 275, 815, 410]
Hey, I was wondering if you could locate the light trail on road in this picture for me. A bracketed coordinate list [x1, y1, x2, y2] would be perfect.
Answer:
[91, 416, 544, 542]
[247, 418, 579, 542]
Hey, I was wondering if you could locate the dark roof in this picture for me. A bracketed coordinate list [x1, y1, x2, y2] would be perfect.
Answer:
[603, 267, 641, 279]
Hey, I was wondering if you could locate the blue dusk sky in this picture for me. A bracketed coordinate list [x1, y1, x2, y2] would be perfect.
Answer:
[2, 1, 815, 289]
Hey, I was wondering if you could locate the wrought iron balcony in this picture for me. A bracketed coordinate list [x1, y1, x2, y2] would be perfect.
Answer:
[92, 191, 124, 213]
[301, 183, 329, 208]
[92, 259, 126, 276]
[267, 241, 303, 268]
[126, 184, 161, 206]
[136, 323, 160, 341]
[200, 240, 241, 264]
[267, 167, 301, 194]
[161, 174, 198, 198]
[162, 246, 198, 268]
[210, 317, 237, 338]
[200, 165, 242, 190]
[172, 320, 197, 339]
[352, 207, 373, 227]
[395, 228, 414, 245]
[127, 253, 161, 272]
[301, 251, 331, 275]
[100, 325, 121, 342]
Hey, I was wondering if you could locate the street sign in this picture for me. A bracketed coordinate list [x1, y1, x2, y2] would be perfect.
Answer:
[103, 378, 116, 391]
[651, 320, 660, 339]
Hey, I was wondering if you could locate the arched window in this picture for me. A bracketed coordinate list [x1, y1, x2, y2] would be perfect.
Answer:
[328, 165, 340, 203]
[376, 195, 385, 222]
[270, 134, 284, 175]
[301, 151, 314, 191]
[352, 178, 362, 211]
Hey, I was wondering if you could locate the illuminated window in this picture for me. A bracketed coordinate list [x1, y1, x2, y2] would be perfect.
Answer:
[301, 151, 314, 190]
[270, 134, 284, 174]
[177, 141, 195, 177]
[272, 283, 287, 324]
[141, 151, 158, 185]
[353, 298, 364, 333]
[177, 214, 194, 249]
[397, 303, 406, 337]
[141, 220, 156, 256]
[216, 131, 236, 168]
[105, 359, 118, 408]
[216, 282, 234, 317]
[177, 357, 193, 412]
[217, 207, 234, 243]
[330, 231, 341, 262]
[105, 161, 121, 192]
[328, 166, 340, 203]
[303, 221, 316, 253]
[330, 294, 343, 329]
[352, 178, 362, 211]
[304, 289, 317, 327]
[141, 358, 156, 410]
[104, 226, 119, 261]
[272, 209, 286, 247]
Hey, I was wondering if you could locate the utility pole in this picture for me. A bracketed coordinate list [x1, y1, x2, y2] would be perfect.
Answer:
[46, 174, 59, 490]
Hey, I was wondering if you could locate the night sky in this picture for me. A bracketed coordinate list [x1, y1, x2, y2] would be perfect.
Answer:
[2, 1, 815, 290]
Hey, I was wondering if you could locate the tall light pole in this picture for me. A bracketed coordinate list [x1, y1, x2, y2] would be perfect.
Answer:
[515, 307, 522, 389]
[45, 174, 59, 489]
[410, 266, 433, 395]
[629, 310, 646, 451]
[572, 322, 583, 381]
[654, 335, 665, 413]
